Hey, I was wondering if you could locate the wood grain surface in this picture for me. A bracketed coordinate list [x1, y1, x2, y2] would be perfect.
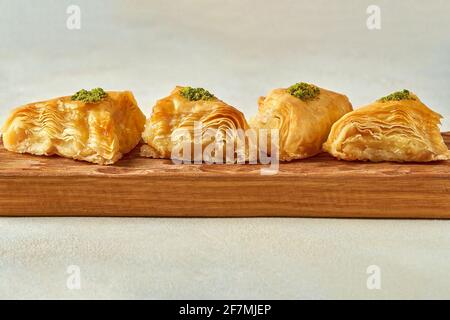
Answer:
[0, 133, 449, 218]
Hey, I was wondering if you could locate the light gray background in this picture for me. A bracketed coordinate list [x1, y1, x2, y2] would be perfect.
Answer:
[1, 0, 450, 299]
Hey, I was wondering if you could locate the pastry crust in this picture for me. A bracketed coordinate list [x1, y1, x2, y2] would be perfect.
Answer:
[250, 85, 353, 161]
[1, 91, 146, 165]
[141, 86, 250, 163]
[323, 92, 450, 162]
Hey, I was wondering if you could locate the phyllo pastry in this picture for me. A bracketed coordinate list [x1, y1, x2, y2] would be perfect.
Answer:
[2, 88, 146, 165]
[323, 90, 450, 162]
[141, 86, 250, 163]
[250, 82, 353, 161]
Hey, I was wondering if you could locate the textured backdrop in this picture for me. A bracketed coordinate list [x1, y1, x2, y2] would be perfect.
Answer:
[0, 0, 449, 130]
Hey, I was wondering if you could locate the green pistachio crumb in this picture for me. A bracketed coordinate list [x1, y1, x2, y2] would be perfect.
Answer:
[287, 82, 320, 101]
[378, 89, 415, 102]
[71, 88, 108, 103]
[179, 87, 215, 101]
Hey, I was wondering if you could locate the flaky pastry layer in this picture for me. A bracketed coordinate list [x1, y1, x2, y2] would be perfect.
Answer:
[250, 86, 353, 161]
[323, 94, 450, 162]
[141, 86, 250, 163]
[2, 91, 146, 165]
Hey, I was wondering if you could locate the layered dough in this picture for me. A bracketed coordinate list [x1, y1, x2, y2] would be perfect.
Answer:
[141, 86, 250, 163]
[1, 91, 146, 165]
[250, 84, 353, 161]
[323, 92, 450, 162]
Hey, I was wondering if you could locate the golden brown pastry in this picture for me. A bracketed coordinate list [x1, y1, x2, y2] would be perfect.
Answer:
[323, 90, 450, 162]
[141, 86, 251, 163]
[250, 82, 353, 161]
[2, 89, 146, 165]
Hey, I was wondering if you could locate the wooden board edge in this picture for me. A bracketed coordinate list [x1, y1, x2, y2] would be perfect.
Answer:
[1, 175, 449, 218]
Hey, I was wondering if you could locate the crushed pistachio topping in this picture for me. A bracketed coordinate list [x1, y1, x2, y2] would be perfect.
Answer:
[287, 82, 320, 101]
[179, 87, 215, 101]
[378, 89, 415, 102]
[71, 88, 108, 103]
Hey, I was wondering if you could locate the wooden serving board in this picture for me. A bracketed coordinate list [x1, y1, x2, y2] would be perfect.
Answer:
[0, 133, 449, 218]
